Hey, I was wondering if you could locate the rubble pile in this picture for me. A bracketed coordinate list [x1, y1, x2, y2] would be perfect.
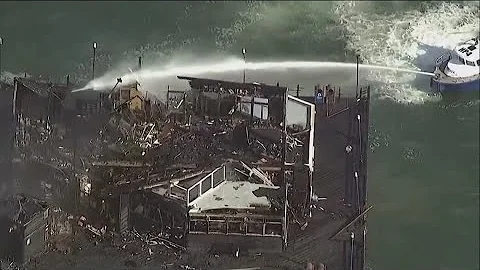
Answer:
[168, 125, 232, 166]
[112, 230, 183, 268]
[4, 76, 310, 269]
[0, 260, 22, 270]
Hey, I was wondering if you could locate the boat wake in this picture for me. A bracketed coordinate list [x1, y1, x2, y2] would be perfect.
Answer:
[334, 1, 479, 104]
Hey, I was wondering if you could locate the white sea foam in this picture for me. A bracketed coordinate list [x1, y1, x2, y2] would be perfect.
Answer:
[334, 1, 479, 104]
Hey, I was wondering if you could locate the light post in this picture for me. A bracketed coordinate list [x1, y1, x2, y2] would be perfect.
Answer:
[92, 42, 97, 81]
[350, 232, 355, 270]
[356, 54, 360, 97]
[242, 48, 246, 83]
[0, 37, 3, 79]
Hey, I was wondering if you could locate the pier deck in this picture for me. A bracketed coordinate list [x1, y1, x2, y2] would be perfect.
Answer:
[279, 93, 369, 270]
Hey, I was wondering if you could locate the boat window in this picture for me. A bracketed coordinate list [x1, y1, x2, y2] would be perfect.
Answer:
[466, 60, 475, 66]
[477, 60, 480, 66]
[458, 56, 465, 65]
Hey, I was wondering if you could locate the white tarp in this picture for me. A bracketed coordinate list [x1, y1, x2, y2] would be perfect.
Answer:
[286, 98, 309, 129]
[286, 95, 315, 171]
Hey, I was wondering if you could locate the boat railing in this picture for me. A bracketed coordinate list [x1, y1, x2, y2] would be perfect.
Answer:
[435, 52, 451, 67]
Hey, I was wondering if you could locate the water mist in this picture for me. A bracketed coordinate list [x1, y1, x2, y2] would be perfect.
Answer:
[73, 59, 435, 92]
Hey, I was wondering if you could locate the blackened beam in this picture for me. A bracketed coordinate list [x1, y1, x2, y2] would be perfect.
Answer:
[177, 76, 287, 96]
[289, 129, 311, 137]
[149, 235, 186, 251]
[142, 170, 207, 190]
[168, 90, 186, 94]
[174, 97, 185, 109]
[239, 161, 274, 186]
[218, 267, 261, 270]
[169, 170, 206, 185]
[241, 100, 269, 106]
[238, 97, 268, 105]
[140, 179, 170, 190]
[167, 163, 198, 169]
[256, 166, 282, 171]
[330, 205, 373, 240]
[234, 168, 250, 178]
[91, 160, 152, 167]
[29, 159, 67, 176]
[327, 107, 350, 119]
[251, 161, 281, 165]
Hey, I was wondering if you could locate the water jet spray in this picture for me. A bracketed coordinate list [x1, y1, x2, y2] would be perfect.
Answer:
[72, 59, 435, 93]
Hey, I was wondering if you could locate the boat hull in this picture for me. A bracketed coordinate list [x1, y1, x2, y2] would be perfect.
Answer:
[430, 77, 480, 93]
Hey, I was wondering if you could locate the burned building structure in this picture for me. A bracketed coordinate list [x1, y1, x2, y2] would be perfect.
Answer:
[1, 58, 370, 269]
[62, 73, 370, 269]
[12, 77, 70, 150]
[160, 76, 316, 253]
[1, 80, 53, 265]
[1, 79, 72, 266]
[65, 74, 317, 253]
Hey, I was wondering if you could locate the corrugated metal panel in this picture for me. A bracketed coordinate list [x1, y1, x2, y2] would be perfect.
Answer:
[24, 212, 46, 236]
[23, 218, 47, 263]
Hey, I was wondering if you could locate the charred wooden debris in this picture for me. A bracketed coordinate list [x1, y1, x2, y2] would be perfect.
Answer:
[75, 75, 318, 254]
[1, 72, 371, 269]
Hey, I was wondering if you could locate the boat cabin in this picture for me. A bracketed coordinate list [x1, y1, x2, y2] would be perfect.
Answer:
[445, 38, 480, 78]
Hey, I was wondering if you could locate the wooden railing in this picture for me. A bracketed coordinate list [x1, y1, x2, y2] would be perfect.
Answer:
[187, 165, 226, 205]
[189, 214, 283, 237]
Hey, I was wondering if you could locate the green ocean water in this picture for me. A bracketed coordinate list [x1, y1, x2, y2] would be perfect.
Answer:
[0, 1, 478, 269]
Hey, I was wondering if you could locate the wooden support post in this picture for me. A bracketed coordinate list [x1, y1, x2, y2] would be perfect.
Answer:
[195, 91, 199, 114]
[250, 96, 254, 125]
[202, 92, 206, 116]
[183, 92, 187, 123]
[281, 86, 288, 250]
[166, 85, 170, 110]
[217, 91, 221, 117]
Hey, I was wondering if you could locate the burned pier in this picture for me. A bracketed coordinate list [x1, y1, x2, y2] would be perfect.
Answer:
[0, 67, 370, 270]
